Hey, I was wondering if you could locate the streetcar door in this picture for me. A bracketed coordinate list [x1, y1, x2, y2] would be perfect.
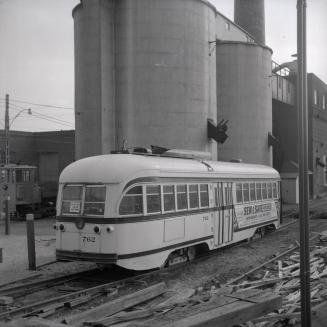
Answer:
[213, 183, 224, 247]
[214, 182, 233, 246]
[222, 182, 233, 243]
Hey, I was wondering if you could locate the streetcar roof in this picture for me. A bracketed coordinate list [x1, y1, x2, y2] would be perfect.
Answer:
[60, 154, 280, 184]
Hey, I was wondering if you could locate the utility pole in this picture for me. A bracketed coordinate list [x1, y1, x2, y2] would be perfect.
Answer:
[297, 0, 311, 326]
[5, 94, 9, 165]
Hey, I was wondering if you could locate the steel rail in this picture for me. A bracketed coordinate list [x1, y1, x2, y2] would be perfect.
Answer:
[0, 268, 99, 297]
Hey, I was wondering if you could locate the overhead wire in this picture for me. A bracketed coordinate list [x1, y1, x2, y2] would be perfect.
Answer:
[3, 102, 74, 128]
[0, 98, 74, 110]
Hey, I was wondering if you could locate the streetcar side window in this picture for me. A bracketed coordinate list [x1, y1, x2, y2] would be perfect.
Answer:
[273, 182, 278, 198]
[146, 185, 161, 214]
[250, 183, 256, 201]
[256, 183, 262, 200]
[119, 186, 143, 215]
[224, 183, 233, 205]
[267, 182, 273, 199]
[84, 186, 106, 216]
[189, 184, 199, 209]
[177, 185, 188, 210]
[200, 184, 209, 207]
[236, 183, 243, 203]
[262, 183, 267, 199]
[243, 183, 250, 202]
[62, 185, 83, 215]
[163, 185, 175, 212]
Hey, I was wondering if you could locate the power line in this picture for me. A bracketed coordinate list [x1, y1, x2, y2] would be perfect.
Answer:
[0, 98, 74, 110]
[32, 110, 74, 126]
[6, 102, 74, 128]
[32, 113, 74, 128]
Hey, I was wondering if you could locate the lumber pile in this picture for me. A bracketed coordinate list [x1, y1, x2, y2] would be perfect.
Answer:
[64, 283, 281, 327]
[226, 244, 327, 326]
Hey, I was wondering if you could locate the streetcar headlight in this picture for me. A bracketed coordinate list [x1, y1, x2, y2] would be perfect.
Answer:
[94, 225, 100, 234]
[106, 226, 114, 233]
[59, 224, 65, 231]
[53, 224, 57, 230]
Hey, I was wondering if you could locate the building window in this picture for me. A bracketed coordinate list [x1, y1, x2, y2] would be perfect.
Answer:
[225, 22, 230, 30]
[323, 95, 326, 110]
[314, 89, 318, 106]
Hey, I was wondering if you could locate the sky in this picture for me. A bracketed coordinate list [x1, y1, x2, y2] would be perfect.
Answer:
[0, 0, 326, 132]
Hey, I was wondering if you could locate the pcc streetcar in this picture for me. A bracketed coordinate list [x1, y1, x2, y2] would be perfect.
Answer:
[55, 151, 281, 270]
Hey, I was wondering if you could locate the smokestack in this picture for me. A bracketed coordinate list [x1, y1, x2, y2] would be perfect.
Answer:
[234, 0, 265, 45]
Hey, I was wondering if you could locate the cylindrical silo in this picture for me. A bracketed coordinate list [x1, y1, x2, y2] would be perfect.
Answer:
[114, 0, 217, 156]
[234, 0, 265, 45]
[73, 0, 217, 160]
[73, 0, 116, 160]
[216, 41, 272, 165]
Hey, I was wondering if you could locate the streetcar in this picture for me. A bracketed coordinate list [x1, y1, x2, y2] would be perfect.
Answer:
[55, 151, 281, 270]
[0, 165, 41, 218]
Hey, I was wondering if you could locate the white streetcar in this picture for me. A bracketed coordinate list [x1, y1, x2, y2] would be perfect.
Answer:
[55, 151, 281, 270]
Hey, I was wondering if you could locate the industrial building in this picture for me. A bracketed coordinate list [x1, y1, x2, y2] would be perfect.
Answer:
[0, 130, 74, 202]
[73, 0, 276, 166]
[273, 68, 327, 201]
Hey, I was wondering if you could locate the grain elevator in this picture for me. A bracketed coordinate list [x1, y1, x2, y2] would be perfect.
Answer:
[73, 0, 272, 166]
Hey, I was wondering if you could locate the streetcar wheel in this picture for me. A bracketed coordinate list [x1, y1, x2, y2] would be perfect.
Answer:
[187, 246, 197, 261]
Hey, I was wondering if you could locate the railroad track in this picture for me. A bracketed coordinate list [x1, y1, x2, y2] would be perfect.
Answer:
[0, 211, 301, 322]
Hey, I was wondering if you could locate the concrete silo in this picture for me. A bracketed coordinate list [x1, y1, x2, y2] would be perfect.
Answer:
[234, 0, 265, 45]
[73, 0, 116, 159]
[73, 0, 217, 160]
[216, 42, 272, 165]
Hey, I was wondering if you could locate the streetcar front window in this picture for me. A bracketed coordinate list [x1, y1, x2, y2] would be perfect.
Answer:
[62, 185, 83, 215]
[84, 186, 106, 216]
[119, 186, 143, 215]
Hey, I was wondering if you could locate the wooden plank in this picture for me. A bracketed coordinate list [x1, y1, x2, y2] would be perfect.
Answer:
[162, 294, 282, 327]
[0, 273, 42, 289]
[232, 276, 293, 291]
[0, 296, 13, 305]
[65, 282, 166, 327]
[227, 235, 319, 285]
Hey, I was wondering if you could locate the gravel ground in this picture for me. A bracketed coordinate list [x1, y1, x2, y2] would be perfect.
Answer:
[0, 217, 93, 284]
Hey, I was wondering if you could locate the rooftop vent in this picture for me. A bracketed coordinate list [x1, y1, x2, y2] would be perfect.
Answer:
[162, 149, 212, 160]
